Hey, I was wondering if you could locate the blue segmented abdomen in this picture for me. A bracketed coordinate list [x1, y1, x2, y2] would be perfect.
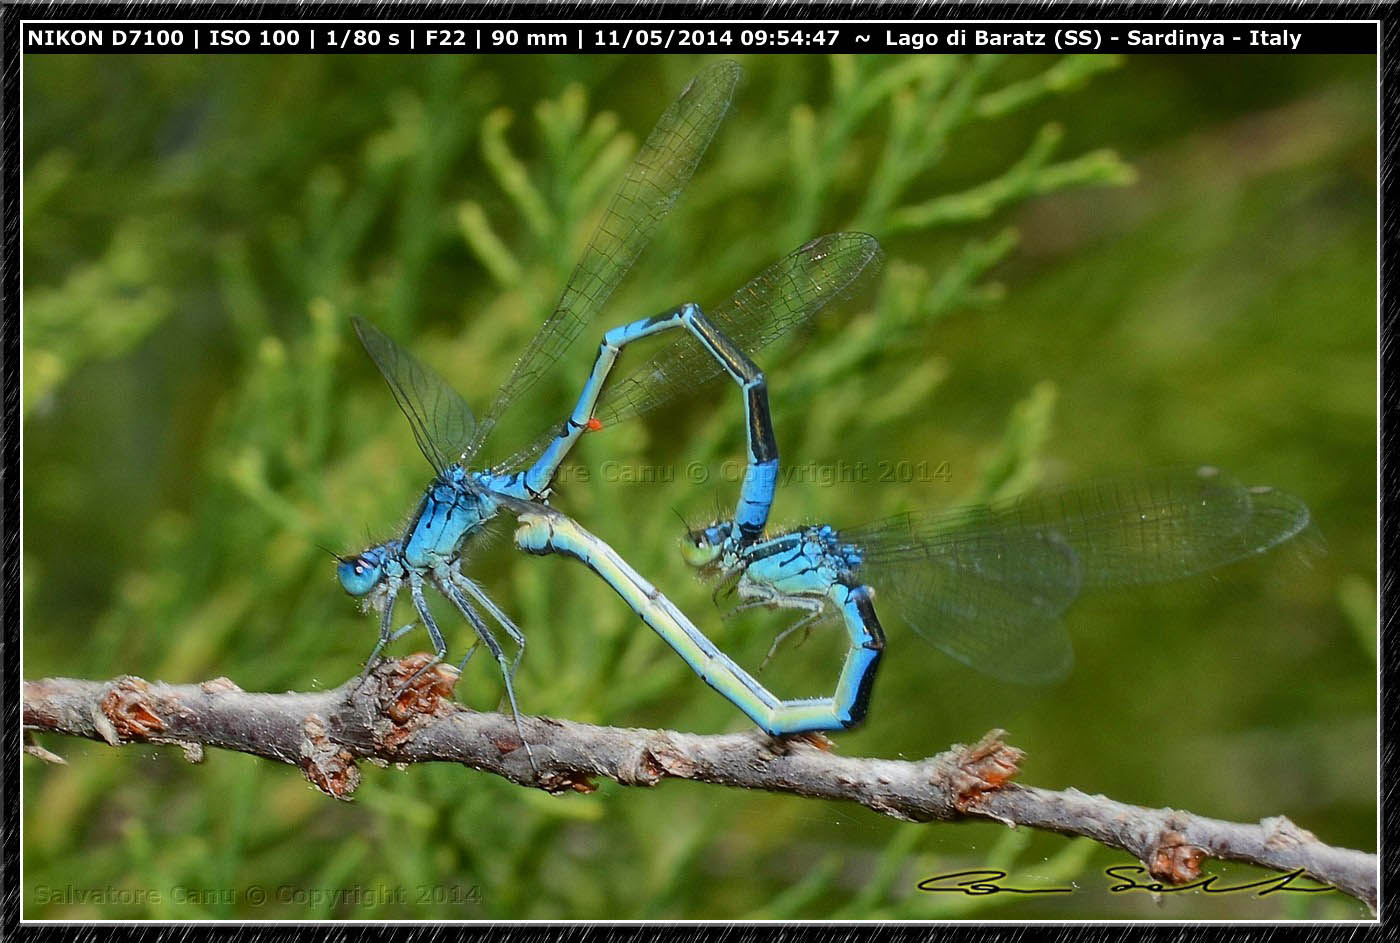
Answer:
[829, 583, 884, 727]
[736, 458, 779, 536]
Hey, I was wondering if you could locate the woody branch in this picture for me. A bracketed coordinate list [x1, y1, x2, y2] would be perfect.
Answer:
[22, 656, 1376, 912]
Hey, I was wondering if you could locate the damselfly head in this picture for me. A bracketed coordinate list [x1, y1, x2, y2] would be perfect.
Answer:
[680, 521, 731, 569]
[337, 546, 387, 597]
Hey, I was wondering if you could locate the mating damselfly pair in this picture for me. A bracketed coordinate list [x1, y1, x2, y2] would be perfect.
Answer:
[336, 61, 1312, 764]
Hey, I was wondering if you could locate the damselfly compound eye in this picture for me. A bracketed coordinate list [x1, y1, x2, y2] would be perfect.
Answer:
[337, 555, 383, 597]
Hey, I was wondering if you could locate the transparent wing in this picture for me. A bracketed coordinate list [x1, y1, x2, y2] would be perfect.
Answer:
[1067, 469, 1313, 588]
[862, 518, 1081, 684]
[352, 316, 476, 477]
[498, 232, 882, 471]
[847, 466, 1312, 683]
[851, 465, 1312, 588]
[468, 59, 742, 462]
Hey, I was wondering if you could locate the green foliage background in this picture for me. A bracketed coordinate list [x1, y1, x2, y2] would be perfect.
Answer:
[23, 53, 1375, 919]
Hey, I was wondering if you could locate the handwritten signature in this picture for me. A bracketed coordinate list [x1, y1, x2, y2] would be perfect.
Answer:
[1103, 865, 1333, 897]
[917, 870, 1073, 896]
[917, 867, 1332, 898]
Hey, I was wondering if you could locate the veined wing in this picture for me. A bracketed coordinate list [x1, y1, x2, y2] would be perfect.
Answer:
[352, 316, 476, 478]
[468, 60, 742, 463]
[857, 513, 1082, 684]
[851, 465, 1312, 589]
[498, 232, 882, 472]
[844, 466, 1312, 683]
